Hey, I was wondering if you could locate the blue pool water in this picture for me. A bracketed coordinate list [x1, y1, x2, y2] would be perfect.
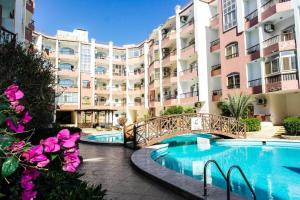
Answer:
[87, 132, 123, 143]
[153, 135, 300, 200]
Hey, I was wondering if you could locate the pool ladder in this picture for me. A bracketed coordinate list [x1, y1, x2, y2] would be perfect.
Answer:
[203, 160, 256, 200]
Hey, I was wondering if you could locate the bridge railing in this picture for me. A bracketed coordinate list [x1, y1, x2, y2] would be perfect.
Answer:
[124, 113, 247, 149]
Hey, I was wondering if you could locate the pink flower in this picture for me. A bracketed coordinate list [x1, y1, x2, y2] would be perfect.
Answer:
[22, 145, 49, 168]
[21, 112, 32, 124]
[6, 118, 25, 133]
[15, 104, 25, 113]
[4, 84, 24, 102]
[21, 168, 40, 200]
[7, 141, 25, 152]
[57, 129, 80, 148]
[63, 149, 80, 173]
[41, 137, 60, 153]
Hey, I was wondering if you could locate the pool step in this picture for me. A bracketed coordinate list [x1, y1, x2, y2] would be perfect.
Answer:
[274, 126, 287, 136]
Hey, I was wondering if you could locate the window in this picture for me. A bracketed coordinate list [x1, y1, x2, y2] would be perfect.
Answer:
[222, 0, 237, 31]
[128, 48, 140, 58]
[225, 42, 239, 59]
[82, 80, 90, 88]
[95, 51, 107, 59]
[227, 73, 240, 89]
[82, 96, 90, 105]
[57, 92, 78, 103]
[59, 63, 74, 71]
[95, 66, 106, 74]
[59, 47, 75, 55]
[80, 44, 91, 73]
[282, 53, 297, 71]
[59, 79, 75, 87]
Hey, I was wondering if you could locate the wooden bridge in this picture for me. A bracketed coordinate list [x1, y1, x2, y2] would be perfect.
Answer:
[123, 113, 247, 149]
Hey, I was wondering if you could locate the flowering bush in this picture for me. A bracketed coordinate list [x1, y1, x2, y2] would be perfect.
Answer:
[0, 84, 83, 200]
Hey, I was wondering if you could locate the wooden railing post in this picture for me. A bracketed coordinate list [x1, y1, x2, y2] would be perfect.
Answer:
[133, 124, 137, 149]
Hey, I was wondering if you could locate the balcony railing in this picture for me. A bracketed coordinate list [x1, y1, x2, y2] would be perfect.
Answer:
[180, 91, 199, 98]
[210, 14, 219, 21]
[266, 72, 297, 84]
[181, 18, 194, 28]
[247, 44, 260, 54]
[0, 26, 16, 44]
[261, 0, 291, 12]
[210, 38, 220, 47]
[164, 94, 177, 100]
[226, 53, 239, 59]
[212, 89, 222, 96]
[263, 32, 295, 48]
[181, 43, 195, 50]
[248, 78, 262, 87]
[211, 64, 221, 71]
[181, 66, 198, 74]
[245, 10, 258, 22]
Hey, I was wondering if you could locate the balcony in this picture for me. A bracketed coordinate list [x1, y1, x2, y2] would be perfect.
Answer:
[164, 95, 177, 106]
[57, 85, 78, 93]
[128, 71, 145, 80]
[227, 84, 240, 89]
[211, 64, 221, 77]
[128, 102, 144, 110]
[246, 44, 260, 61]
[162, 50, 176, 67]
[263, 32, 295, 57]
[128, 87, 144, 95]
[265, 72, 299, 92]
[210, 39, 220, 52]
[261, 0, 292, 21]
[179, 91, 198, 105]
[248, 78, 263, 94]
[0, 26, 16, 44]
[149, 99, 160, 108]
[181, 19, 194, 37]
[212, 89, 222, 102]
[57, 68, 77, 77]
[59, 52, 78, 60]
[25, 27, 33, 42]
[245, 10, 258, 29]
[94, 102, 110, 109]
[95, 87, 110, 95]
[180, 66, 198, 81]
[95, 71, 109, 79]
[181, 44, 195, 60]
[161, 31, 176, 48]
[26, 0, 34, 13]
[209, 14, 219, 29]
[112, 72, 127, 80]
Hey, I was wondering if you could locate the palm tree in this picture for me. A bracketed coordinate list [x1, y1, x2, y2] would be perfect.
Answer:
[225, 93, 253, 120]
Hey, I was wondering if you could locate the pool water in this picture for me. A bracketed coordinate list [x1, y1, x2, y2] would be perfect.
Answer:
[153, 135, 300, 200]
[87, 132, 123, 143]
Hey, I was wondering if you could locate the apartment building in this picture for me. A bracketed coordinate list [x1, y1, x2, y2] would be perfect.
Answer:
[33, 0, 300, 127]
[0, 0, 35, 43]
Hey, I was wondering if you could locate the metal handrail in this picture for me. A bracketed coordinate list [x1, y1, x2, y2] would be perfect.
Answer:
[203, 160, 227, 197]
[227, 165, 256, 200]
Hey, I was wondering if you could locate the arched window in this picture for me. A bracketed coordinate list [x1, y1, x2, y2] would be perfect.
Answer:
[59, 63, 74, 71]
[225, 42, 239, 59]
[59, 47, 75, 55]
[95, 66, 106, 74]
[227, 72, 240, 89]
[59, 79, 74, 87]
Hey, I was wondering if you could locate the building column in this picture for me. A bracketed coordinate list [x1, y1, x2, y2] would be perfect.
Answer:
[175, 5, 183, 104]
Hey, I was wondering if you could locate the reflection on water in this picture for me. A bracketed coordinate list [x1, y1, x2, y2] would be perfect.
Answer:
[87, 133, 124, 143]
[155, 136, 300, 200]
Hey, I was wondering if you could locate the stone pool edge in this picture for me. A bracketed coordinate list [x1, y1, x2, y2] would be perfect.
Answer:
[131, 144, 245, 200]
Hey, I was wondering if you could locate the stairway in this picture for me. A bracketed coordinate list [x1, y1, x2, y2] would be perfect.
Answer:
[274, 126, 287, 137]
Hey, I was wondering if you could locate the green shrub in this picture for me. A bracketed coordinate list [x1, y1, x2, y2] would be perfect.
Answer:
[241, 118, 261, 132]
[161, 106, 184, 115]
[183, 106, 195, 114]
[283, 117, 300, 136]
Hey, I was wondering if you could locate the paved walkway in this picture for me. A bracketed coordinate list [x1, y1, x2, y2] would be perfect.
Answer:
[79, 143, 186, 200]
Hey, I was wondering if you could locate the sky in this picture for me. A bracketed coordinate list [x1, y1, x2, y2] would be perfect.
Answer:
[34, 0, 190, 46]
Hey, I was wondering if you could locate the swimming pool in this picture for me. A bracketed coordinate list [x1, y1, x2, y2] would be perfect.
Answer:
[153, 134, 300, 200]
[86, 132, 123, 143]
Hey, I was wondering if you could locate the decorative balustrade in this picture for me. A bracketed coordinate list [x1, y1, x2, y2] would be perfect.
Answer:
[261, 0, 291, 12]
[245, 10, 258, 22]
[0, 26, 16, 44]
[248, 78, 262, 87]
[180, 91, 198, 98]
[263, 32, 294, 48]
[247, 44, 260, 54]
[124, 113, 247, 149]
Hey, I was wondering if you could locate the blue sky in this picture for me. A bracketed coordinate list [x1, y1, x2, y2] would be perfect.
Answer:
[35, 0, 189, 45]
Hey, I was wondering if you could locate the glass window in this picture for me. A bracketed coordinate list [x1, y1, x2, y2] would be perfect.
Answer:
[57, 92, 78, 103]
[225, 42, 239, 59]
[59, 63, 74, 71]
[80, 44, 91, 73]
[227, 73, 240, 89]
[128, 48, 140, 58]
[282, 57, 290, 71]
[265, 62, 271, 75]
[82, 96, 90, 105]
[59, 79, 75, 87]
[82, 80, 90, 88]
[222, 0, 237, 31]
[271, 58, 279, 73]
[59, 47, 75, 55]
[95, 66, 106, 74]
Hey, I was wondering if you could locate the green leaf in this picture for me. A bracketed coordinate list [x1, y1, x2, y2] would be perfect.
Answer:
[0, 103, 9, 111]
[0, 135, 15, 149]
[0, 113, 6, 125]
[1, 157, 19, 177]
[0, 193, 5, 198]
[51, 154, 58, 161]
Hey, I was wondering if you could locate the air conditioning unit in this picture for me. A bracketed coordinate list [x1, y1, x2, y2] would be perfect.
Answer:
[257, 98, 267, 105]
[264, 23, 275, 33]
[180, 16, 188, 23]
